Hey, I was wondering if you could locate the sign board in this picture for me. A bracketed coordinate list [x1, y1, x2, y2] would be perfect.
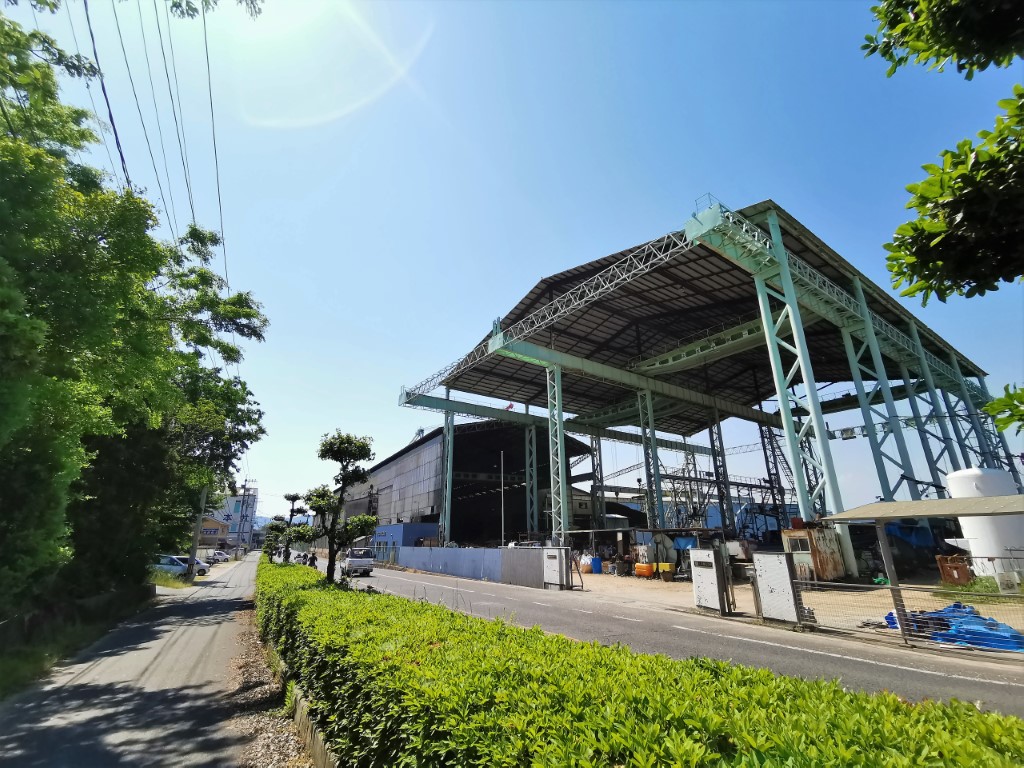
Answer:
[753, 552, 800, 624]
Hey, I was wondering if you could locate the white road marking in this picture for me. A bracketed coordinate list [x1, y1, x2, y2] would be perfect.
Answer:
[670, 625, 1024, 688]
[575, 609, 593, 614]
[479, 592, 497, 597]
[533, 602, 552, 607]
[614, 616, 643, 623]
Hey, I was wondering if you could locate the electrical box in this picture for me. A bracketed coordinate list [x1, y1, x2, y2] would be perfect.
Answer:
[690, 548, 729, 615]
[542, 547, 570, 590]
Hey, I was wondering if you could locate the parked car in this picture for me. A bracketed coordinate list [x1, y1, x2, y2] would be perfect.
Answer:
[208, 550, 230, 564]
[153, 555, 188, 577]
[341, 548, 375, 577]
[174, 555, 209, 576]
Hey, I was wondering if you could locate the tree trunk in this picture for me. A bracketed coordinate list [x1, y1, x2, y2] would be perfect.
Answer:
[325, 510, 340, 582]
[282, 510, 296, 563]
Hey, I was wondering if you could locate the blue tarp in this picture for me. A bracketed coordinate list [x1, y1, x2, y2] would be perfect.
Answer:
[884, 602, 1024, 653]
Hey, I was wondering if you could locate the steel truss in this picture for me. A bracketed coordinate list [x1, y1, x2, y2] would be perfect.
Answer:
[637, 389, 666, 528]
[407, 230, 698, 397]
[708, 410, 733, 529]
[547, 366, 570, 544]
[525, 425, 539, 532]
[441, 408, 455, 545]
[840, 278, 924, 501]
[590, 435, 607, 528]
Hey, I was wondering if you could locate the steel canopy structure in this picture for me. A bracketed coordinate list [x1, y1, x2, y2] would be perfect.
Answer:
[401, 197, 1021, 566]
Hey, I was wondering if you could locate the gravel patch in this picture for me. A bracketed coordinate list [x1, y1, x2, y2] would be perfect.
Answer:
[228, 609, 313, 768]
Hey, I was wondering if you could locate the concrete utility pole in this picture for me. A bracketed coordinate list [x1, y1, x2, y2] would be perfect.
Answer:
[187, 486, 209, 578]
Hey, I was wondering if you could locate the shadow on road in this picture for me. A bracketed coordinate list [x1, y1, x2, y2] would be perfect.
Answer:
[0, 581, 258, 767]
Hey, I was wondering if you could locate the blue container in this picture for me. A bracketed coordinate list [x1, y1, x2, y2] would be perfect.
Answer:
[591, 557, 602, 575]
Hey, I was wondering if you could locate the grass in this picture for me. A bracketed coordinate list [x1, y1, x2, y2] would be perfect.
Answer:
[148, 570, 192, 589]
[936, 576, 1024, 604]
[0, 620, 119, 700]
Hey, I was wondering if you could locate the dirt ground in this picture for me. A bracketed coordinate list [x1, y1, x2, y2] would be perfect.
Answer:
[577, 570, 759, 615]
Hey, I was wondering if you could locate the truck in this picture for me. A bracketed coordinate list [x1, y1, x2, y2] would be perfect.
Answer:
[341, 547, 375, 577]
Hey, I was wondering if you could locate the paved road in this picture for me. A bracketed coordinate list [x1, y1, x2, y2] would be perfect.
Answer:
[326, 563, 1024, 716]
[0, 554, 259, 767]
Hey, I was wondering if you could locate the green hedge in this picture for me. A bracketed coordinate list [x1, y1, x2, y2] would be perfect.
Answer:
[255, 560, 1024, 767]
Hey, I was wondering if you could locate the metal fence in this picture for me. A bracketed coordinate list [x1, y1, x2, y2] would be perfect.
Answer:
[792, 579, 1024, 654]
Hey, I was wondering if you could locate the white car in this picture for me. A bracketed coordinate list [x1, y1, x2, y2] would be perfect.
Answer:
[153, 555, 188, 577]
[208, 550, 230, 564]
[180, 556, 210, 576]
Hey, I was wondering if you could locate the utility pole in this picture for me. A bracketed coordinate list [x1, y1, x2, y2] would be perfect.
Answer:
[187, 486, 209, 578]
[500, 450, 505, 547]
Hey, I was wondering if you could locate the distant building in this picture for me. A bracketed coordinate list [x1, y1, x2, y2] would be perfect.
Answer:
[210, 486, 259, 549]
[199, 516, 229, 547]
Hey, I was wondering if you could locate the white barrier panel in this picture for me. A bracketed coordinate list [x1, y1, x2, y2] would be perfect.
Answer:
[690, 548, 726, 614]
[753, 552, 800, 624]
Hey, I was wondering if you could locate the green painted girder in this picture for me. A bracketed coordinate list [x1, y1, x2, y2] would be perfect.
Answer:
[572, 392, 691, 429]
[402, 391, 712, 455]
[807, 383, 912, 416]
[631, 312, 782, 376]
[487, 336, 782, 429]
[686, 204, 985, 404]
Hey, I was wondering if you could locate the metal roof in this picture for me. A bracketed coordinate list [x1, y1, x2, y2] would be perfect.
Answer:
[829, 495, 1024, 522]
[442, 200, 984, 438]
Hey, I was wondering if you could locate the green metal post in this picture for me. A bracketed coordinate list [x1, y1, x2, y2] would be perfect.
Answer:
[899, 363, 947, 497]
[547, 366, 570, 544]
[442, 404, 455, 546]
[950, 356, 997, 468]
[977, 377, 1024, 488]
[941, 389, 977, 468]
[851, 277, 921, 500]
[525, 425, 538, 533]
[590, 435, 607, 528]
[637, 389, 666, 528]
[908, 321, 961, 473]
[841, 327, 894, 498]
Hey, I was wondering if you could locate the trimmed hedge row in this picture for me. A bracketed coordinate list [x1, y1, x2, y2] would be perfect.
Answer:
[255, 560, 1024, 767]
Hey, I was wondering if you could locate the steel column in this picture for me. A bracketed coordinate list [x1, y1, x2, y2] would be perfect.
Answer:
[637, 389, 666, 528]
[941, 389, 978, 468]
[708, 411, 733, 530]
[590, 435, 607, 528]
[441, 407, 455, 545]
[899, 363, 947, 497]
[950, 356, 997, 468]
[842, 328, 895, 499]
[525, 425, 539, 533]
[547, 366, 570, 543]
[853, 278, 922, 499]
[908, 321, 962, 473]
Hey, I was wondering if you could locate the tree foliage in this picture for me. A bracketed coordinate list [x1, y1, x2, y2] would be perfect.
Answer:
[306, 431, 376, 582]
[864, 0, 1024, 79]
[864, 1, 1024, 305]
[884, 85, 1024, 303]
[0, 12, 267, 613]
[983, 385, 1024, 435]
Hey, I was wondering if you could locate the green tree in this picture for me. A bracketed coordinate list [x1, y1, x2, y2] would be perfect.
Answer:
[983, 385, 1024, 436]
[864, 0, 1024, 303]
[305, 430, 376, 583]
[280, 492, 306, 563]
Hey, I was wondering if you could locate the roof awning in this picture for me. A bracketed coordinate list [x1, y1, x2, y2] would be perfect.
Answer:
[828, 495, 1024, 523]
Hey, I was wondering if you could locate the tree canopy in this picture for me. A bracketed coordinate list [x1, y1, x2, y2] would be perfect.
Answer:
[864, 0, 1024, 304]
[0, 11, 266, 613]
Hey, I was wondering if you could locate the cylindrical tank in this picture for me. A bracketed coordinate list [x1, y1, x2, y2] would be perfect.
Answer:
[947, 468, 1023, 575]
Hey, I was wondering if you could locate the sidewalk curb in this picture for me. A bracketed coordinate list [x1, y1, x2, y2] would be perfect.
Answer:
[293, 685, 340, 768]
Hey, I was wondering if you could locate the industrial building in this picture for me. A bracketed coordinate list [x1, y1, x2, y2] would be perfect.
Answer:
[396, 197, 1021, 576]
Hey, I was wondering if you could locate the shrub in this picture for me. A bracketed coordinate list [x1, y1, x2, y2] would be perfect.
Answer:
[255, 559, 1024, 766]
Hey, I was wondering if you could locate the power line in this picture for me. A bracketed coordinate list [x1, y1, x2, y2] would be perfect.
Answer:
[82, 0, 131, 186]
[65, 0, 122, 189]
[152, 0, 196, 223]
[110, 0, 176, 239]
[133, 0, 179, 235]
[200, 1, 230, 289]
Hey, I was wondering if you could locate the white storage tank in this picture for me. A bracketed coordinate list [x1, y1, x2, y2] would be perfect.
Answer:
[947, 468, 1023, 575]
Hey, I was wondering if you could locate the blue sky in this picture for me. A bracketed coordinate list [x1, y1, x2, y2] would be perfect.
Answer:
[19, 0, 1024, 518]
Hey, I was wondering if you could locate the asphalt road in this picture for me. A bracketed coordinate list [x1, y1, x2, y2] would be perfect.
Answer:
[328, 563, 1024, 716]
[0, 554, 260, 767]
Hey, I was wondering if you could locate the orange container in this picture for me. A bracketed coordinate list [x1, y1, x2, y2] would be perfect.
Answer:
[634, 563, 654, 578]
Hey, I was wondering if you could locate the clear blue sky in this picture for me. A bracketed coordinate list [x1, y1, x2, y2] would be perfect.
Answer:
[19, 0, 1024, 518]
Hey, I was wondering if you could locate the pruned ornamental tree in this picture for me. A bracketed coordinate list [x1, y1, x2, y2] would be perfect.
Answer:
[864, 0, 1024, 304]
[309, 432, 376, 581]
[304, 485, 376, 582]
[281, 492, 305, 563]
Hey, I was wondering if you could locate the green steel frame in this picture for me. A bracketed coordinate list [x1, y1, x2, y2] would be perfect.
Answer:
[402, 197, 1020, 558]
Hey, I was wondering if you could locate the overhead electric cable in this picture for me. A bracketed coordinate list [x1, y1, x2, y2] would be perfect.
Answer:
[82, 0, 132, 186]
[133, 0, 180, 234]
[152, 0, 196, 222]
[110, 0, 177, 239]
[200, 1, 230, 289]
[65, 0, 122, 188]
